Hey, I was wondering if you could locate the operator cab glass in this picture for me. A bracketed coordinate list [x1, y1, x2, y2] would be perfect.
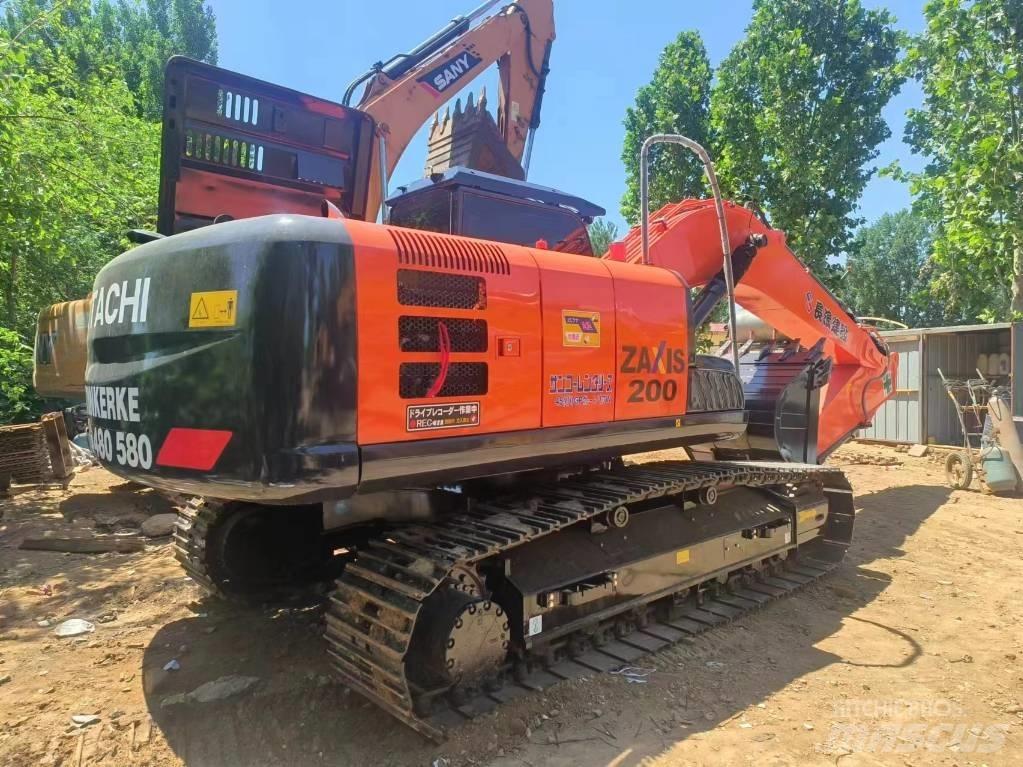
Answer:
[387, 167, 604, 255]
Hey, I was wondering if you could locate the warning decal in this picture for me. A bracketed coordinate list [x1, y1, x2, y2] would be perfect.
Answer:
[561, 310, 601, 347]
[188, 290, 238, 328]
[407, 402, 480, 432]
[798, 509, 821, 526]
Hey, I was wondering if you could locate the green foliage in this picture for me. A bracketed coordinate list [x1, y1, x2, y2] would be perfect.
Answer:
[619, 2, 902, 288]
[711, 0, 903, 280]
[587, 218, 619, 257]
[620, 31, 712, 224]
[106, 0, 218, 119]
[842, 210, 943, 326]
[0, 327, 42, 425]
[0, 17, 160, 337]
[2, 0, 217, 119]
[899, 0, 1023, 322]
[0, 1, 217, 422]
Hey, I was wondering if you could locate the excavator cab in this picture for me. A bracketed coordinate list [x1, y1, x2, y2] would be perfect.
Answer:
[387, 167, 602, 255]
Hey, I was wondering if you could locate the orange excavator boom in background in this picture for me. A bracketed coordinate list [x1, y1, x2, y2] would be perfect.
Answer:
[346, 0, 555, 218]
[159, 0, 555, 232]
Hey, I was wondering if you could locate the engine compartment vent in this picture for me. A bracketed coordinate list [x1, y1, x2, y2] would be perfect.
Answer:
[400, 362, 488, 399]
[390, 229, 510, 275]
[399, 317, 488, 353]
[397, 269, 486, 310]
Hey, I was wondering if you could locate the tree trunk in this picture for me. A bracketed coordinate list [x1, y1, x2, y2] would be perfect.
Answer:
[1012, 233, 1023, 319]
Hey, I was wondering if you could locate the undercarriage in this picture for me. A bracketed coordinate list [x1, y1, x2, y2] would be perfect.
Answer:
[174, 459, 853, 740]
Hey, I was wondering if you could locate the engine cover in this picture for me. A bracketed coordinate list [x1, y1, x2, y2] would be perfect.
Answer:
[86, 215, 359, 501]
[86, 215, 747, 504]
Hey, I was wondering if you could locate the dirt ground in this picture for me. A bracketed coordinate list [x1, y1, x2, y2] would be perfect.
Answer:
[1, 442, 1021, 767]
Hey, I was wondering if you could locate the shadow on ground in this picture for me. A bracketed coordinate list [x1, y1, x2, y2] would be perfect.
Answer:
[142, 482, 950, 767]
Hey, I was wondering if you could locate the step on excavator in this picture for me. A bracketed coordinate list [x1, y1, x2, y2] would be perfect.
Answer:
[83, 0, 897, 740]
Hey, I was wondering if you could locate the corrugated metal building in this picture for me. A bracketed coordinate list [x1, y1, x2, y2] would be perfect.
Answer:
[859, 323, 1014, 446]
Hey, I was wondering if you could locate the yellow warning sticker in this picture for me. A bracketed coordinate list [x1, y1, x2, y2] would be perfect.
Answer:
[188, 290, 238, 328]
[561, 310, 601, 347]
[798, 509, 821, 525]
[675, 549, 691, 565]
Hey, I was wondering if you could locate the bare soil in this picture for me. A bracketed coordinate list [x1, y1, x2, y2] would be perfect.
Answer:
[1, 443, 1021, 766]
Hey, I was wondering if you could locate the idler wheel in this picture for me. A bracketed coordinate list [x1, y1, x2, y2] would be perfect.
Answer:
[605, 506, 630, 529]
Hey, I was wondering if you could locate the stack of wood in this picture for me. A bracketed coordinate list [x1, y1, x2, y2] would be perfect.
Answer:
[0, 413, 74, 489]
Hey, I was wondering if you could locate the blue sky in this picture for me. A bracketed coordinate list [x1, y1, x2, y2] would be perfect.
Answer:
[208, 0, 927, 234]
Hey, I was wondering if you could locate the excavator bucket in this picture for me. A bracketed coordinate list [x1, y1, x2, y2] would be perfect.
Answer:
[736, 341, 831, 463]
[693, 339, 832, 464]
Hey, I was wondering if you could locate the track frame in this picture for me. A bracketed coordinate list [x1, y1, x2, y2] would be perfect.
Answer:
[323, 460, 854, 740]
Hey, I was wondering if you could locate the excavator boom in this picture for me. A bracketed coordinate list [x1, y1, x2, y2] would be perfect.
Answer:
[612, 198, 896, 459]
[353, 0, 554, 218]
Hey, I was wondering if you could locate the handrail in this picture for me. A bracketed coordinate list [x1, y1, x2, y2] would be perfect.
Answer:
[639, 134, 739, 373]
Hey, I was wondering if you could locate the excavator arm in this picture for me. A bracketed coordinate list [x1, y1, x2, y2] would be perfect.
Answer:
[349, 0, 555, 219]
[612, 199, 897, 461]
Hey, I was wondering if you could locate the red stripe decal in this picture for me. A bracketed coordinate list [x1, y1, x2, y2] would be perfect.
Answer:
[155, 428, 233, 471]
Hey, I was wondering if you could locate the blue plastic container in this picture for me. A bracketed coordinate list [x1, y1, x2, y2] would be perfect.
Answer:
[981, 446, 1019, 493]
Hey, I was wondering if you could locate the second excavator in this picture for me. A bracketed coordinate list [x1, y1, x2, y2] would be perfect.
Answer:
[81, 0, 896, 740]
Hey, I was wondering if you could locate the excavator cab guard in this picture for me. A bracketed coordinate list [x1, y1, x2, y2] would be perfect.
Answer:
[158, 57, 377, 234]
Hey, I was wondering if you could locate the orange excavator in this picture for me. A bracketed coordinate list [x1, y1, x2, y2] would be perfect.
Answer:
[80, 0, 896, 740]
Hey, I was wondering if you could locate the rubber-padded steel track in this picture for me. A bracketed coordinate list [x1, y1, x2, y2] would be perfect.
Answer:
[324, 460, 852, 740]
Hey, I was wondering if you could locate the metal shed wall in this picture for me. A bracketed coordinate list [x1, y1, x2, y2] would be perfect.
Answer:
[923, 328, 1010, 445]
[860, 336, 921, 443]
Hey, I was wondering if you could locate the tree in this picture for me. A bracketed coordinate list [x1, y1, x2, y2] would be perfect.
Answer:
[1, 21, 160, 336]
[842, 210, 942, 326]
[899, 0, 1023, 322]
[0, 328, 41, 425]
[710, 0, 902, 280]
[1, 0, 217, 119]
[620, 31, 712, 224]
[0, 1, 216, 422]
[587, 218, 619, 257]
[110, 0, 219, 118]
